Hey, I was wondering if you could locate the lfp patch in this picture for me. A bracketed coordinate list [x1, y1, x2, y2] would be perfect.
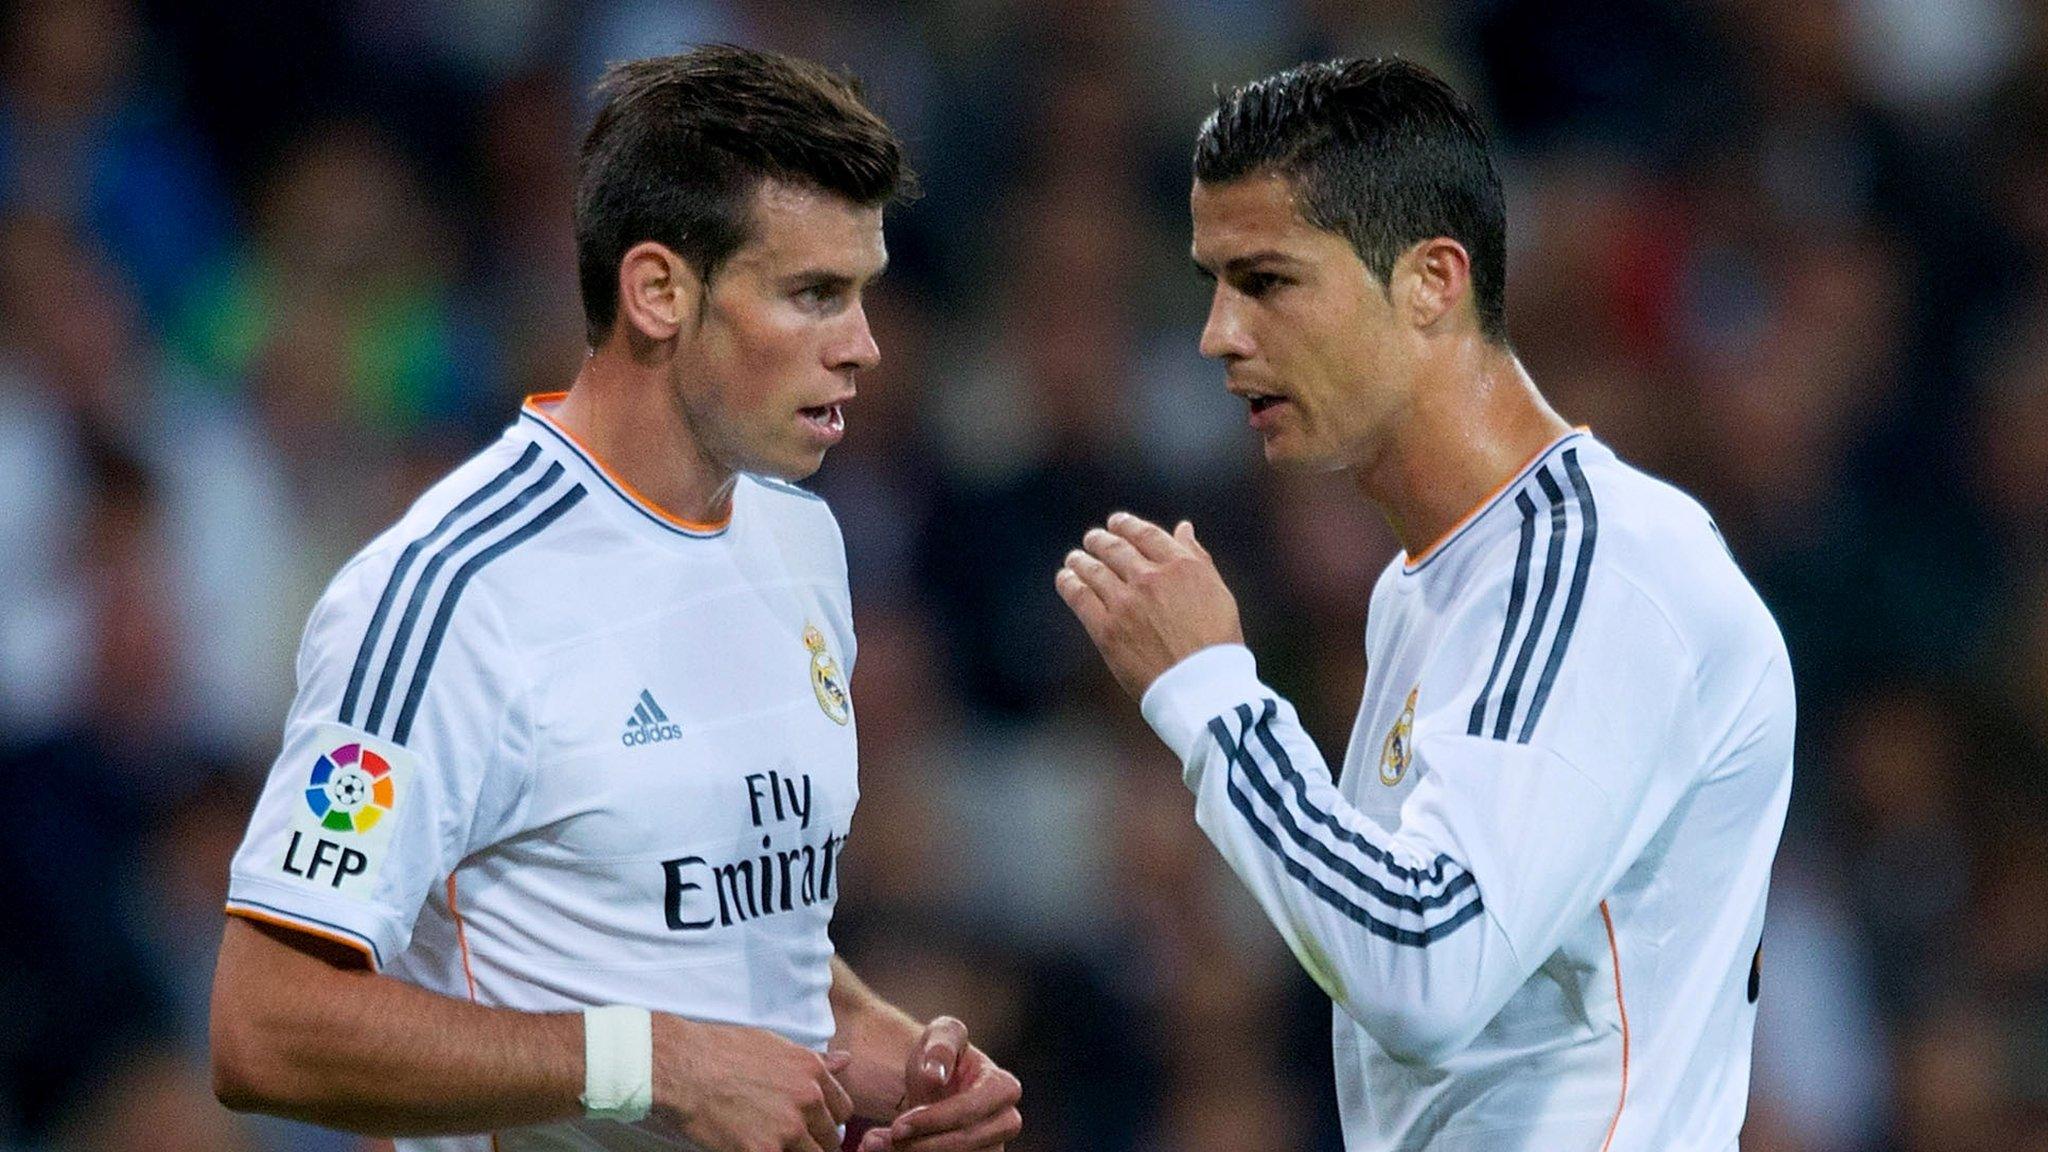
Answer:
[278, 722, 411, 899]
[305, 742, 396, 832]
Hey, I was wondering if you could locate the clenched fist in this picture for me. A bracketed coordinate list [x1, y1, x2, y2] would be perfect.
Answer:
[648, 1016, 854, 1152]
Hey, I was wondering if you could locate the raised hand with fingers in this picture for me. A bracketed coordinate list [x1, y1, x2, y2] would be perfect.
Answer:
[856, 1017, 1021, 1152]
[1055, 512, 1245, 699]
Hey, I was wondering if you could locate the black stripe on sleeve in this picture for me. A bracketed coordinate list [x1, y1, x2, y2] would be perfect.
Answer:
[1215, 704, 1477, 913]
[392, 484, 586, 745]
[1244, 704, 1470, 893]
[1222, 773, 1488, 946]
[341, 443, 540, 725]
[363, 463, 565, 735]
[1492, 466, 1570, 741]
[1517, 449, 1598, 743]
[1468, 492, 1539, 736]
[1207, 704, 1484, 948]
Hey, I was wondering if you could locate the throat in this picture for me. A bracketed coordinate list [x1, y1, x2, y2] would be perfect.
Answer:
[544, 373, 738, 527]
[1357, 363, 1573, 560]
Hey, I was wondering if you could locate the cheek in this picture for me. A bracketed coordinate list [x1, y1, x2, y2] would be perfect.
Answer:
[707, 309, 810, 409]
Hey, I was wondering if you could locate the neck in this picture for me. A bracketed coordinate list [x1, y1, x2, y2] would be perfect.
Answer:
[548, 340, 738, 526]
[1353, 336, 1572, 559]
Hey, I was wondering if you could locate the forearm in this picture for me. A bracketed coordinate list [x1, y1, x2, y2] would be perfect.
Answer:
[827, 955, 922, 1120]
[1144, 647, 1519, 1062]
[212, 916, 585, 1136]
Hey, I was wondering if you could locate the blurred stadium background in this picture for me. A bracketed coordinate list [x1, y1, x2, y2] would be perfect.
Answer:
[5, 0, 2047, 1148]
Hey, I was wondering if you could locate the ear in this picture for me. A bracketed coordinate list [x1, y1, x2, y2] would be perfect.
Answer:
[615, 241, 696, 342]
[1399, 237, 1472, 333]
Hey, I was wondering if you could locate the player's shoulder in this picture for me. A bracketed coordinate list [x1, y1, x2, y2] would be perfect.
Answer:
[742, 471, 836, 517]
[353, 434, 544, 564]
[738, 473, 847, 560]
[1567, 441, 1781, 657]
[1569, 444, 1737, 589]
[311, 432, 584, 649]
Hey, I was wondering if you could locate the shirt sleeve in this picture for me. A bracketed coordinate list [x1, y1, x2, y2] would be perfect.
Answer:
[226, 550, 534, 970]
[1140, 563, 1700, 1064]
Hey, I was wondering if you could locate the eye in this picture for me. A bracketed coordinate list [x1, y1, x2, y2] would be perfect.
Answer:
[794, 281, 850, 312]
[1236, 271, 1285, 299]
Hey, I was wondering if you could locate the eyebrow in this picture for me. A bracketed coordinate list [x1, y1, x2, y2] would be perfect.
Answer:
[1191, 250, 1302, 279]
[783, 256, 890, 286]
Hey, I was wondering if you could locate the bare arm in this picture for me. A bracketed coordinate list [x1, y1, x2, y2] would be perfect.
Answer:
[212, 917, 855, 1150]
[210, 915, 583, 1136]
[828, 955, 923, 1120]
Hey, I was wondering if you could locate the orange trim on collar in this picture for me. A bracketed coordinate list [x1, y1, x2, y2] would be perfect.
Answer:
[521, 392, 733, 532]
[1401, 426, 1591, 571]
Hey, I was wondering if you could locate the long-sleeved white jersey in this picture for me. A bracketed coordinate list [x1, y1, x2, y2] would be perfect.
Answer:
[1141, 431, 1793, 1151]
[228, 395, 862, 1150]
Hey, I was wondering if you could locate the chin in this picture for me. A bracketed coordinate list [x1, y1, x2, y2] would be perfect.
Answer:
[755, 449, 830, 482]
[1261, 438, 1347, 475]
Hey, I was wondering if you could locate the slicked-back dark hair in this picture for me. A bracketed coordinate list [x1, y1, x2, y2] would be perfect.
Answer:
[575, 44, 914, 344]
[1195, 57, 1509, 344]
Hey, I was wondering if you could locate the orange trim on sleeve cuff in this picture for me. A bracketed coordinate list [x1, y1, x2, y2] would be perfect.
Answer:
[522, 392, 733, 532]
[225, 904, 379, 970]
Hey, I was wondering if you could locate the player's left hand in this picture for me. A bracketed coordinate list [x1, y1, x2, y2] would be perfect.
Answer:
[855, 1017, 1021, 1152]
[1056, 512, 1245, 699]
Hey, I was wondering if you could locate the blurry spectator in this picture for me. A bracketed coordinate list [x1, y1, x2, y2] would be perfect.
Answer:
[920, 190, 1163, 714]
[0, 213, 302, 751]
[459, 69, 587, 408]
[0, 426, 179, 1141]
[1749, 852, 1892, 1152]
[1832, 683, 1979, 1014]
[0, 0, 235, 325]
[170, 123, 482, 452]
[1894, 1001, 2012, 1152]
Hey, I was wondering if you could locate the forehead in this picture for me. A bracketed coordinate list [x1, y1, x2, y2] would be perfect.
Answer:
[731, 178, 886, 274]
[1190, 171, 1342, 265]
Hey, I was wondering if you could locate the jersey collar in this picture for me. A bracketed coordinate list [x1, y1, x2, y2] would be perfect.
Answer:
[518, 393, 733, 539]
[1400, 428, 1592, 576]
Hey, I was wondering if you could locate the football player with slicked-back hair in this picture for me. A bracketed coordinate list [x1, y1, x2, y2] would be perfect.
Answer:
[1061, 58, 1792, 1152]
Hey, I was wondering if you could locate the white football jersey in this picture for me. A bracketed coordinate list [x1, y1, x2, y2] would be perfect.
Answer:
[227, 394, 861, 1151]
[1142, 431, 1793, 1151]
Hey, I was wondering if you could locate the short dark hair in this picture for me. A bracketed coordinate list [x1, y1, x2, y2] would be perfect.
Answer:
[575, 44, 914, 344]
[1195, 57, 1509, 344]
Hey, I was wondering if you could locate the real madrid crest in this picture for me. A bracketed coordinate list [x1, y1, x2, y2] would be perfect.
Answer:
[803, 623, 851, 725]
[1380, 686, 1417, 786]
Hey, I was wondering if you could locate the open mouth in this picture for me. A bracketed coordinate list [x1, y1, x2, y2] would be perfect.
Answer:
[1247, 395, 1285, 414]
[799, 404, 845, 434]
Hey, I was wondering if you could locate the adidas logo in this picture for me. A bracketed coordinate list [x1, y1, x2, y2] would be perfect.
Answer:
[620, 689, 685, 747]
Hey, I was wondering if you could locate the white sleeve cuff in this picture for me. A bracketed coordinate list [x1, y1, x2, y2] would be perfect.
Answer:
[225, 874, 406, 970]
[1139, 643, 1264, 769]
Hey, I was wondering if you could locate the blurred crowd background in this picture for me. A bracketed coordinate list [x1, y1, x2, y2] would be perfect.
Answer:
[5, 0, 2047, 1149]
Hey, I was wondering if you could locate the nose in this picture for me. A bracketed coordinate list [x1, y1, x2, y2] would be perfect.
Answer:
[829, 303, 882, 375]
[1198, 287, 1249, 363]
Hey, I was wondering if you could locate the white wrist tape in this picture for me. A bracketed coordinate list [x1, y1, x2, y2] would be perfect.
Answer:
[581, 1005, 654, 1123]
